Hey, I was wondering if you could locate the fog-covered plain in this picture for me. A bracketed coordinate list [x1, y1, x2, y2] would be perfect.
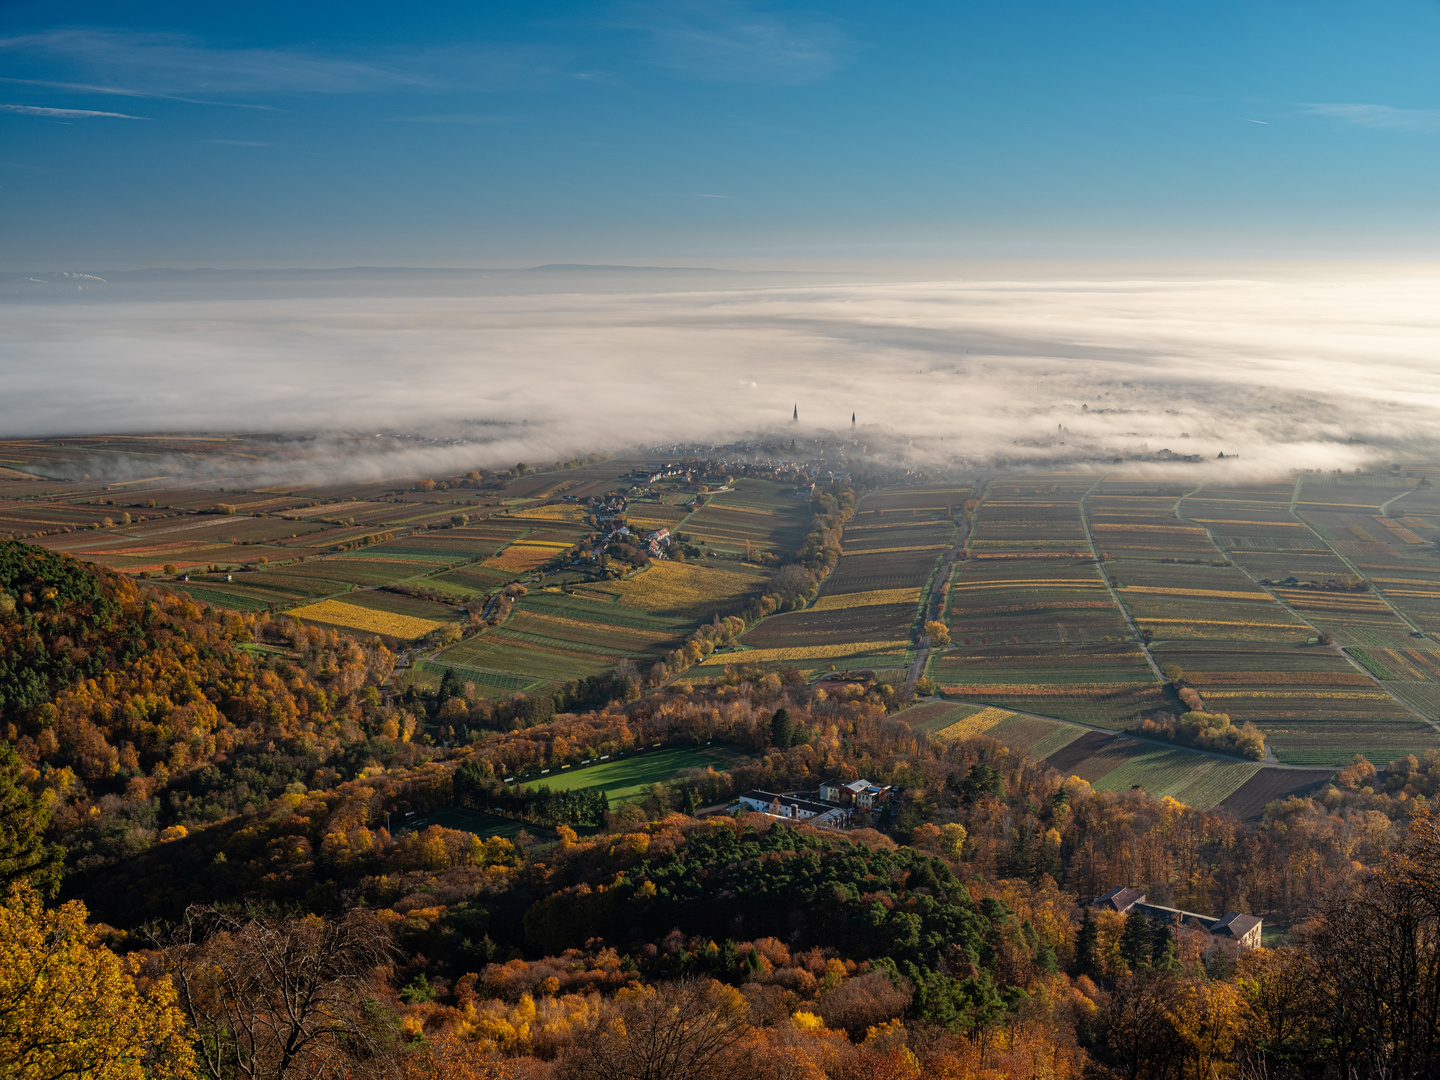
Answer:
[5, 269, 1440, 481]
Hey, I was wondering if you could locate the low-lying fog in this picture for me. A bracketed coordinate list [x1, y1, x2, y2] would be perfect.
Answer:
[5, 267, 1440, 482]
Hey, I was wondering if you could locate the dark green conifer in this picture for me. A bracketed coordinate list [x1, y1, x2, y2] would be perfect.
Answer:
[1120, 908, 1153, 971]
[770, 707, 793, 749]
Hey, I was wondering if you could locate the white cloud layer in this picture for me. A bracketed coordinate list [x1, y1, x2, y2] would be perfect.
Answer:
[4, 273, 1440, 481]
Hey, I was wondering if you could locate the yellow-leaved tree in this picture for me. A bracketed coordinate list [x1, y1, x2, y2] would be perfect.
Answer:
[0, 883, 197, 1080]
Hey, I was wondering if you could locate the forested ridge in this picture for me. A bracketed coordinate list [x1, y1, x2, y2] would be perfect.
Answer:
[3, 538, 1440, 1079]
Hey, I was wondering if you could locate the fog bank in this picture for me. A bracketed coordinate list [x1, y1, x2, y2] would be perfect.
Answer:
[5, 270, 1440, 481]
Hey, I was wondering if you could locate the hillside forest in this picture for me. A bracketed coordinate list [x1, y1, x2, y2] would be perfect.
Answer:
[3, 534, 1440, 1080]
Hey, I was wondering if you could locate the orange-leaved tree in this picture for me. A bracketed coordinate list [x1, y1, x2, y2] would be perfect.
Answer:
[0, 883, 196, 1080]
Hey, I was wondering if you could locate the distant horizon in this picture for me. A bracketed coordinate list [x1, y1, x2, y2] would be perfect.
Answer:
[12, 258, 1440, 276]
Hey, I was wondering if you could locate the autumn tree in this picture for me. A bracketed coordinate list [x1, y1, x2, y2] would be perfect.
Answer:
[939, 822, 967, 862]
[1104, 974, 1183, 1080]
[158, 906, 397, 1080]
[0, 742, 63, 896]
[0, 884, 196, 1080]
[923, 621, 950, 647]
[1234, 946, 1325, 1076]
[394, 1033, 516, 1080]
[556, 978, 750, 1080]
[1302, 805, 1440, 1079]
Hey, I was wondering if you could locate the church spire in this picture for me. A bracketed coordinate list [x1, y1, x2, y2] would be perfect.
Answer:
[793, 404, 798, 421]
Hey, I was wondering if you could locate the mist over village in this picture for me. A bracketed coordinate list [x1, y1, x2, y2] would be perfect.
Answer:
[3, 4, 1440, 1080]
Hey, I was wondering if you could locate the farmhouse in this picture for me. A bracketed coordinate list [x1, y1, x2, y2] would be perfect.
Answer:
[737, 790, 845, 827]
[1092, 887, 1264, 951]
[738, 790, 830, 820]
[818, 777, 893, 810]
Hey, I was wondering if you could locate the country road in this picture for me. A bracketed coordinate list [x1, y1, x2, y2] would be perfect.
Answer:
[906, 480, 986, 692]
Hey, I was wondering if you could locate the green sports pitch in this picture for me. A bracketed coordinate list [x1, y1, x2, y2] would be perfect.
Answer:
[524, 744, 748, 803]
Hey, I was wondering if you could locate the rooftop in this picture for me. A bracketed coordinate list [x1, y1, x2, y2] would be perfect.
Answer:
[739, 790, 834, 815]
[1093, 886, 1146, 912]
[1211, 912, 1264, 938]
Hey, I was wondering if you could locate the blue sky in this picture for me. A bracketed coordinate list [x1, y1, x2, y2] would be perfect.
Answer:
[3, 0, 1440, 267]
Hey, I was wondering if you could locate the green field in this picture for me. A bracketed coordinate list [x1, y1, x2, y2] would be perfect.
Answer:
[896, 699, 1266, 812]
[524, 745, 748, 803]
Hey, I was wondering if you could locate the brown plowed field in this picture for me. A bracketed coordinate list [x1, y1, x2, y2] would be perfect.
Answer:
[1218, 767, 1336, 819]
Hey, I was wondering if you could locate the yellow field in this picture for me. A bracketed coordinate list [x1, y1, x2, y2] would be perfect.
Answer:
[611, 561, 764, 613]
[510, 504, 585, 523]
[628, 516, 683, 532]
[1189, 519, 1305, 527]
[811, 587, 923, 612]
[486, 539, 572, 571]
[699, 641, 906, 666]
[1121, 586, 1267, 601]
[936, 707, 1014, 741]
[1136, 618, 1305, 630]
[288, 599, 442, 639]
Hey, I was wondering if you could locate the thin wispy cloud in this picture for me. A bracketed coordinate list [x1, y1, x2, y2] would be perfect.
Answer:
[623, 0, 855, 85]
[0, 29, 433, 97]
[0, 103, 148, 119]
[1305, 102, 1440, 133]
[0, 30, 568, 100]
[1243, 118, 1269, 125]
[0, 75, 275, 109]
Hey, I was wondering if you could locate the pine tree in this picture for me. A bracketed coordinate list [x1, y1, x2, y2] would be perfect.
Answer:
[437, 667, 465, 705]
[0, 743, 63, 897]
[1120, 908, 1153, 971]
[1074, 906, 1100, 977]
[1152, 920, 1180, 972]
[770, 708, 793, 749]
